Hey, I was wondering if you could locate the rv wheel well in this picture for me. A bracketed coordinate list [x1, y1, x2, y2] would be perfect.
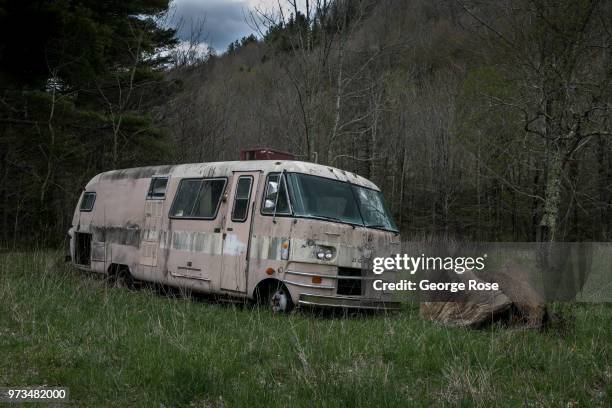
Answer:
[107, 263, 136, 290]
[253, 278, 288, 304]
[107, 263, 130, 277]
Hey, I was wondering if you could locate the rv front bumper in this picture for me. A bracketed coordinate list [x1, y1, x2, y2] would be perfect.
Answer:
[298, 294, 402, 311]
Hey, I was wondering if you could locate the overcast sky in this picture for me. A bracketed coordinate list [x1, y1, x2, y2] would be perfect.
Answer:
[167, 0, 306, 52]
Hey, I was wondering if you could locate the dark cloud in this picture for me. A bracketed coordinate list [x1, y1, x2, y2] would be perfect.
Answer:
[168, 0, 260, 52]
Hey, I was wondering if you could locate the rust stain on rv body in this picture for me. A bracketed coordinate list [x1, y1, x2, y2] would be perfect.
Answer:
[70, 160, 401, 310]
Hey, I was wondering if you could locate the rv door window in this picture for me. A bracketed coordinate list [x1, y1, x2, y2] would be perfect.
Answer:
[262, 173, 290, 215]
[231, 176, 253, 222]
[170, 178, 226, 219]
[79, 192, 96, 212]
[147, 177, 168, 199]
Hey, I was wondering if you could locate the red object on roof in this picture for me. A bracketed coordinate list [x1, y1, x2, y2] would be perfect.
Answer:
[240, 148, 296, 161]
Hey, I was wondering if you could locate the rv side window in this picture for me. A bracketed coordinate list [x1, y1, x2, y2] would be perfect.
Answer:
[147, 177, 168, 199]
[80, 192, 96, 212]
[262, 173, 290, 215]
[170, 178, 226, 219]
[231, 176, 253, 222]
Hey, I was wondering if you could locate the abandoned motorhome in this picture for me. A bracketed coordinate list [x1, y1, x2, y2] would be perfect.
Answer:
[69, 150, 401, 312]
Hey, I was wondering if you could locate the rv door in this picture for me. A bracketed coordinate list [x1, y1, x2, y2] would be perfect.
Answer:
[220, 172, 260, 292]
[139, 176, 168, 271]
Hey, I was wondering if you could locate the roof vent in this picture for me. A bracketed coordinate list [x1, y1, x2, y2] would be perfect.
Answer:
[240, 148, 296, 161]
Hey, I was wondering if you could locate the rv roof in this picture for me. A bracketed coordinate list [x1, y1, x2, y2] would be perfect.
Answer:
[91, 161, 379, 190]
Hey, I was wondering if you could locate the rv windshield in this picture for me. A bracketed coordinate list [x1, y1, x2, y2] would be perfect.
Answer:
[286, 173, 398, 232]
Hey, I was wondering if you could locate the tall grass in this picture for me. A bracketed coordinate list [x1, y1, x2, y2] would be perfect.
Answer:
[0, 251, 610, 407]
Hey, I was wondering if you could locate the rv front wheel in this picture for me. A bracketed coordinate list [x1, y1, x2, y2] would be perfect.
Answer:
[269, 285, 294, 314]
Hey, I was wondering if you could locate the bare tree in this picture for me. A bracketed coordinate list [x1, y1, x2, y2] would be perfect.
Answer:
[457, 0, 612, 242]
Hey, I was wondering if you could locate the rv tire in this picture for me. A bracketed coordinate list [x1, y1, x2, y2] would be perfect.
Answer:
[254, 280, 294, 314]
[268, 283, 294, 314]
[109, 265, 136, 290]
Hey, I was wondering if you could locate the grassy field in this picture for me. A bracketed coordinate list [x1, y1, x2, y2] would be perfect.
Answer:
[0, 251, 610, 407]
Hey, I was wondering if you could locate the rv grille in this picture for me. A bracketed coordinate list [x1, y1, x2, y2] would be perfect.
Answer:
[337, 267, 362, 296]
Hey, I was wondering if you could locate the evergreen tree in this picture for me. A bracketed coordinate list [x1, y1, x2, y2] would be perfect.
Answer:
[0, 0, 178, 246]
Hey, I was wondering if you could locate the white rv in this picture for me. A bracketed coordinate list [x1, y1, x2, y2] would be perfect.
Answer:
[69, 157, 401, 312]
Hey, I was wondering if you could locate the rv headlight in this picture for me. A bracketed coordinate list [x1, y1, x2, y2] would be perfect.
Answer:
[314, 247, 335, 261]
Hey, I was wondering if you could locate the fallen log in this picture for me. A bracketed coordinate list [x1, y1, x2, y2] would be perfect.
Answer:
[420, 260, 548, 328]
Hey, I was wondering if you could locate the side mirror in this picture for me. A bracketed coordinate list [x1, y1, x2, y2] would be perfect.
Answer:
[267, 181, 279, 195]
[264, 199, 275, 210]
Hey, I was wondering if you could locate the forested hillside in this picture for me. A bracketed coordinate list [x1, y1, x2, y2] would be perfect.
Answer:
[1, 0, 611, 246]
[163, 0, 612, 242]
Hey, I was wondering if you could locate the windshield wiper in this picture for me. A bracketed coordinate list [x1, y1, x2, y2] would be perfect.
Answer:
[367, 224, 398, 232]
[309, 215, 345, 223]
